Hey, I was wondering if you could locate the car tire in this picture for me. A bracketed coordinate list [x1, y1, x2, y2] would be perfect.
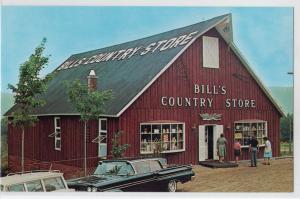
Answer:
[166, 180, 177, 192]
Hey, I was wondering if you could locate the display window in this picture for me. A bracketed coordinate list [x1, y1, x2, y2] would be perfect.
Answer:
[140, 122, 185, 154]
[234, 120, 267, 147]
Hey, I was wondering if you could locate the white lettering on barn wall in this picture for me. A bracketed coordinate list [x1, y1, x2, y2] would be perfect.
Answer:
[57, 31, 199, 70]
[161, 84, 256, 109]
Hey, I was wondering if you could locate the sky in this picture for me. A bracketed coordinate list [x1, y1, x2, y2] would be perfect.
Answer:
[1, 6, 294, 93]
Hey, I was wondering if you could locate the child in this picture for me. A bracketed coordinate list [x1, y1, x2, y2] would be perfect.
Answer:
[233, 139, 242, 164]
[263, 137, 272, 165]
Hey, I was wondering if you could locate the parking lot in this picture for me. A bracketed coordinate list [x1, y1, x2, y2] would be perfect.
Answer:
[177, 158, 293, 192]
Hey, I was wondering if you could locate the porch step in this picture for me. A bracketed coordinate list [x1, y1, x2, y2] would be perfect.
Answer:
[199, 160, 238, 168]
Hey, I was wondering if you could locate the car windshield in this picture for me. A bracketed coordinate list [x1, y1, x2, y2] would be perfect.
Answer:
[44, 177, 66, 191]
[94, 161, 134, 176]
[132, 160, 162, 174]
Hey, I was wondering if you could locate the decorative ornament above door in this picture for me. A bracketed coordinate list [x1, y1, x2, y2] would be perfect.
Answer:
[199, 113, 222, 121]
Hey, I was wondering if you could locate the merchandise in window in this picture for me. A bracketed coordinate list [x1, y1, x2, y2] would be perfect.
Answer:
[140, 122, 185, 154]
[234, 120, 267, 147]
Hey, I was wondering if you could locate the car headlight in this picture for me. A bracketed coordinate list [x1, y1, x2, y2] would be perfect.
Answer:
[87, 187, 97, 192]
[92, 187, 97, 192]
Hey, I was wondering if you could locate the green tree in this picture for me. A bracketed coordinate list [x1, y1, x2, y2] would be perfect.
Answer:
[8, 38, 52, 172]
[280, 113, 293, 154]
[65, 79, 112, 176]
[111, 131, 130, 159]
[280, 113, 293, 142]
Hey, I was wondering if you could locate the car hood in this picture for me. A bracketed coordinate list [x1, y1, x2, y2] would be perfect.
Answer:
[67, 175, 126, 187]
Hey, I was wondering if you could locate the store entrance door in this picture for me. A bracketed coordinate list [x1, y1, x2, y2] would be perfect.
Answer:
[199, 124, 223, 161]
[206, 126, 214, 160]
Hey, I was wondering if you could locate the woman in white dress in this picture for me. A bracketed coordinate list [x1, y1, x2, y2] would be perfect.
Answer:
[263, 137, 272, 165]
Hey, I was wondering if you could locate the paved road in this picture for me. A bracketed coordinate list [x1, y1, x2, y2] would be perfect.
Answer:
[178, 158, 293, 192]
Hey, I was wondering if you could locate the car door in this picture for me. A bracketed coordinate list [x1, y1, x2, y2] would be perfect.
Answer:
[124, 161, 156, 192]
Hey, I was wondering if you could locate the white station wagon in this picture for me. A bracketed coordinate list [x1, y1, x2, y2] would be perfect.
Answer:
[0, 170, 74, 192]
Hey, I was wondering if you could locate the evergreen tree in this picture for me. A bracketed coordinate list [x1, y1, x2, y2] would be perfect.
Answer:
[111, 131, 130, 159]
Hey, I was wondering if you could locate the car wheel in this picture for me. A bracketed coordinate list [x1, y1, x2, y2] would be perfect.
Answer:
[167, 180, 177, 192]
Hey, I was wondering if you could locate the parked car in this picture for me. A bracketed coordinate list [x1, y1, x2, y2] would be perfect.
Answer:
[0, 170, 74, 192]
[67, 158, 195, 192]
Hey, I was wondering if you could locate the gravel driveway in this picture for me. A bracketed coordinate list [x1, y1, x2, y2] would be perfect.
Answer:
[177, 158, 293, 192]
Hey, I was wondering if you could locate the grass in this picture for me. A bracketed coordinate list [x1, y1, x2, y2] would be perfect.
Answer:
[1, 134, 8, 176]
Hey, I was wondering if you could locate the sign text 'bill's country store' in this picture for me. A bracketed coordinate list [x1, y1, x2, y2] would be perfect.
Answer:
[161, 84, 256, 109]
[58, 31, 199, 70]
[57, 30, 256, 109]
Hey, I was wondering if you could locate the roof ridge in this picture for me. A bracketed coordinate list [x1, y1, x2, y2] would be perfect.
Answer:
[69, 13, 231, 58]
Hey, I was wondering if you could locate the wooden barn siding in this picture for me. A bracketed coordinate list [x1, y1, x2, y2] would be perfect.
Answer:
[119, 28, 281, 164]
[8, 28, 281, 170]
[8, 115, 119, 170]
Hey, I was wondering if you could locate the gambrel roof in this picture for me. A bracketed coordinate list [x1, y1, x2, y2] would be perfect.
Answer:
[5, 14, 285, 117]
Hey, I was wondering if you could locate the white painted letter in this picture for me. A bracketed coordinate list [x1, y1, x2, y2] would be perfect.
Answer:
[128, 47, 142, 58]
[161, 97, 168, 106]
[141, 43, 156, 55]
[194, 84, 200, 94]
[251, 100, 256, 108]
[225, 99, 231, 108]
[152, 40, 167, 52]
[179, 31, 198, 45]
[160, 37, 177, 51]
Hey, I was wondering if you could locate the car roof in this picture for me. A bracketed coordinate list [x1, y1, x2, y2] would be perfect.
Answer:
[0, 171, 63, 186]
[101, 157, 166, 163]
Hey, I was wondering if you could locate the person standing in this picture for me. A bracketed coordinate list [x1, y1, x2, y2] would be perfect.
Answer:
[248, 135, 259, 167]
[263, 137, 272, 165]
[217, 134, 227, 163]
[233, 139, 242, 164]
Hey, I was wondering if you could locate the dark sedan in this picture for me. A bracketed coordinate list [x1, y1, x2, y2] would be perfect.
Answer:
[67, 158, 195, 192]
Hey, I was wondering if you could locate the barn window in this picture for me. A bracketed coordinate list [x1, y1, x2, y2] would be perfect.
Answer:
[202, 36, 219, 68]
[234, 120, 267, 147]
[92, 118, 108, 158]
[140, 122, 185, 154]
[54, 117, 61, 151]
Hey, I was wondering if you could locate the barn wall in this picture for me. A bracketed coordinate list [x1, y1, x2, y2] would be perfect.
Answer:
[7, 28, 282, 172]
[118, 28, 281, 164]
[8, 116, 119, 172]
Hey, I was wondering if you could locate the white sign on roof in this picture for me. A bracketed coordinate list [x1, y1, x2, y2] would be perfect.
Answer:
[57, 31, 198, 70]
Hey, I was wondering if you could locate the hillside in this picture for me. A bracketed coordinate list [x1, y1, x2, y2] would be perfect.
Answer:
[269, 87, 294, 114]
[1, 93, 14, 116]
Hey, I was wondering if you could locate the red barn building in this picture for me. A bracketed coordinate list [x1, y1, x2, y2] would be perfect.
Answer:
[6, 14, 284, 177]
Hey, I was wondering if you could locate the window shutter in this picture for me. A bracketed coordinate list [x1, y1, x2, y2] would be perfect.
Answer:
[203, 36, 219, 68]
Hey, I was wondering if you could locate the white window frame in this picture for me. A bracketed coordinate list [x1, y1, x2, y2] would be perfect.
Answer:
[140, 122, 185, 154]
[54, 117, 61, 151]
[203, 36, 220, 68]
[98, 118, 108, 157]
[234, 120, 268, 148]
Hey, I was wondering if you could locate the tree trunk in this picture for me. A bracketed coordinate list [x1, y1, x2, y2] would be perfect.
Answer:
[84, 121, 87, 176]
[21, 126, 25, 172]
